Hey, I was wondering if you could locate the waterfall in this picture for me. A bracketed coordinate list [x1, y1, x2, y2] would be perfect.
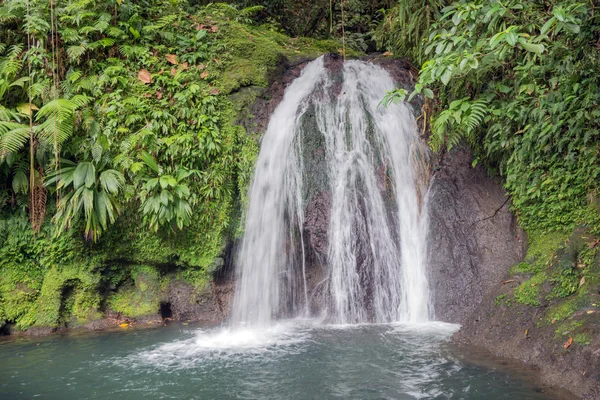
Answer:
[232, 56, 431, 328]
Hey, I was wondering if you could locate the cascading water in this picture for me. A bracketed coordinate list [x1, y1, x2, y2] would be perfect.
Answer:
[232, 56, 431, 327]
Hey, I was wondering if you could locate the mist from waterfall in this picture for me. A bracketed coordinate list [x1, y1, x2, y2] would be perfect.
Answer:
[231, 56, 431, 328]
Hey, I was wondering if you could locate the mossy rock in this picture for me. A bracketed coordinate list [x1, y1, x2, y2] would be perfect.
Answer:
[107, 265, 166, 319]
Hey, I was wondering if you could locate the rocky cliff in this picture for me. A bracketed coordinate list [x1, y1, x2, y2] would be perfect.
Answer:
[427, 147, 526, 323]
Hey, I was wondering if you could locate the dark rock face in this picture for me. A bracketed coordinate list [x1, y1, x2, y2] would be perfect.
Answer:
[427, 147, 526, 323]
[166, 280, 233, 323]
[304, 191, 331, 256]
[428, 148, 600, 398]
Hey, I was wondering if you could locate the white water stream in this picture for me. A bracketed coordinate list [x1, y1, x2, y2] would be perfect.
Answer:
[232, 56, 431, 327]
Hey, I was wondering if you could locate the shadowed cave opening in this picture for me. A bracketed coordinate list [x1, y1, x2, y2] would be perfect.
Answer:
[160, 302, 173, 320]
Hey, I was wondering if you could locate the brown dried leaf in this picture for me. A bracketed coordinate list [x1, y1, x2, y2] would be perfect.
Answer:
[209, 88, 220, 95]
[524, 329, 529, 337]
[383, 51, 393, 56]
[170, 68, 178, 76]
[502, 279, 515, 284]
[157, 69, 165, 75]
[138, 69, 152, 84]
[200, 71, 210, 79]
[197, 63, 206, 70]
[563, 336, 573, 349]
[166, 54, 178, 65]
[180, 62, 189, 70]
[580, 276, 585, 286]
[210, 25, 218, 33]
[156, 92, 162, 100]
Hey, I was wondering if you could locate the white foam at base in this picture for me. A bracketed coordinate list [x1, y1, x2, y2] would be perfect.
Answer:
[129, 321, 312, 369]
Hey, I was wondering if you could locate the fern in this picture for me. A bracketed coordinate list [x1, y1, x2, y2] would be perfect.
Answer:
[430, 97, 490, 151]
[374, 0, 448, 64]
[0, 122, 30, 156]
[35, 95, 92, 148]
[67, 44, 87, 62]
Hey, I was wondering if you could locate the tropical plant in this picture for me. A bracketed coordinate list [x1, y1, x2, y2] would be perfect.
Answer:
[138, 152, 195, 232]
[374, 0, 448, 64]
[45, 159, 125, 241]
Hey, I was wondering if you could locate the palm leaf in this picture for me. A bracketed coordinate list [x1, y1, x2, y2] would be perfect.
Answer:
[73, 161, 96, 189]
[99, 169, 124, 194]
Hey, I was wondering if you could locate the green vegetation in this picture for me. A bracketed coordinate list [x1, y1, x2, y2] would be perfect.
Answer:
[514, 272, 545, 307]
[379, 0, 600, 234]
[0, 0, 347, 330]
[491, 228, 598, 347]
[573, 332, 592, 346]
[1, 0, 599, 335]
[546, 298, 578, 324]
[510, 230, 598, 345]
[107, 265, 164, 318]
[378, 0, 599, 348]
[494, 293, 506, 306]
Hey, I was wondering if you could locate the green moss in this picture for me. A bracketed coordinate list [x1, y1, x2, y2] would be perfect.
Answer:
[514, 272, 546, 306]
[33, 264, 102, 328]
[510, 261, 533, 275]
[214, 19, 353, 95]
[107, 265, 165, 318]
[494, 293, 507, 306]
[512, 231, 569, 276]
[574, 332, 592, 345]
[554, 319, 584, 338]
[72, 288, 102, 323]
[546, 298, 578, 324]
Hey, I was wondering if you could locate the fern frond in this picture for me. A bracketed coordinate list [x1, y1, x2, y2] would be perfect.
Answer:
[67, 44, 88, 62]
[0, 122, 31, 156]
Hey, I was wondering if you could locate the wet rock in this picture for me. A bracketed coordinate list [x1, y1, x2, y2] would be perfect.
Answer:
[304, 191, 331, 256]
[24, 326, 56, 337]
[453, 228, 600, 399]
[427, 146, 526, 323]
[166, 279, 233, 323]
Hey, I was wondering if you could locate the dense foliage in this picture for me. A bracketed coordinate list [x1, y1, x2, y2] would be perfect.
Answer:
[234, 0, 393, 52]
[380, 0, 600, 233]
[0, 0, 339, 330]
[1, 0, 598, 332]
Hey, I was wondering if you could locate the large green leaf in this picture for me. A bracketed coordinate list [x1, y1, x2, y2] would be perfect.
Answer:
[73, 162, 96, 189]
[12, 169, 28, 194]
[99, 169, 124, 194]
[141, 151, 159, 174]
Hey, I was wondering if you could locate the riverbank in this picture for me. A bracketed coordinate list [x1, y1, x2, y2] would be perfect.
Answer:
[454, 229, 600, 399]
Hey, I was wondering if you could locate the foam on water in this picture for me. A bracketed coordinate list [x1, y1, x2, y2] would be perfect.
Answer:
[128, 321, 313, 370]
[121, 320, 459, 372]
[390, 321, 460, 336]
